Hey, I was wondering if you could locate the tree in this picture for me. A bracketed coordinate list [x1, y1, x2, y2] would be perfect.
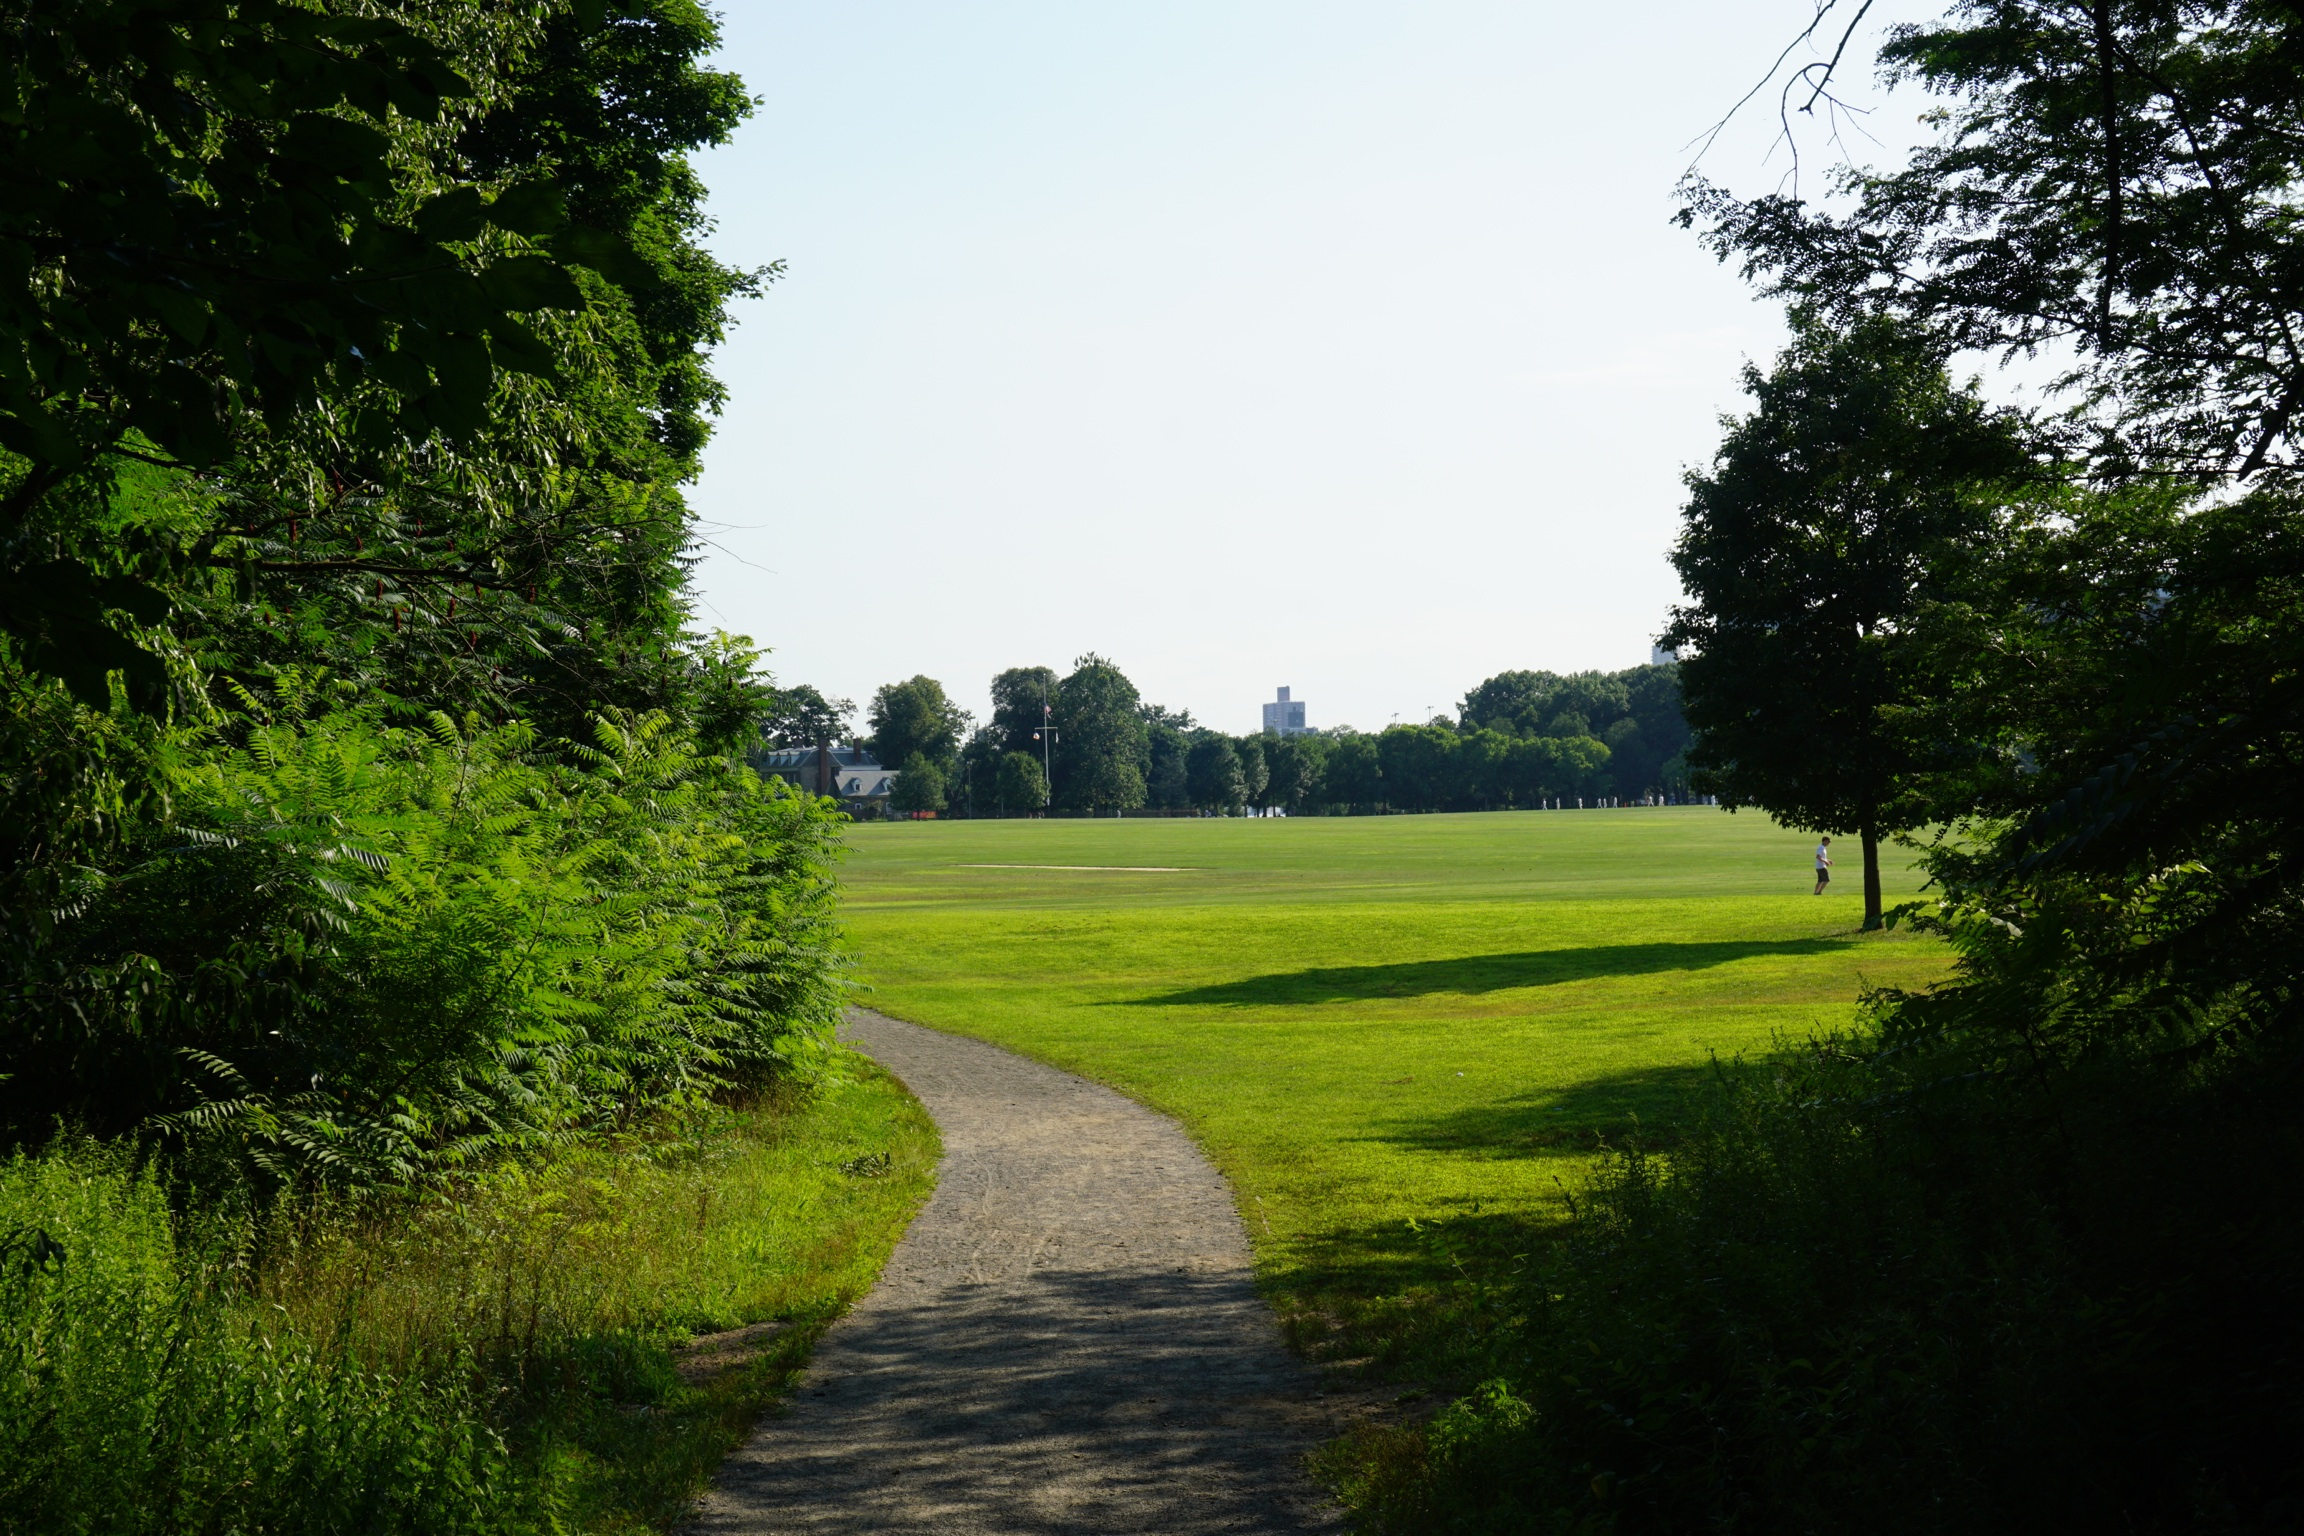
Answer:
[1684, 0, 2304, 483]
[1140, 702, 1196, 731]
[1145, 722, 1191, 809]
[1320, 734, 1383, 811]
[888, 753, 946, 815]
[1051, 654, 1146, 812]
[760, 683, 854, 748]
[955, 725, 1005, 816]
[0, 0, 769, 754]
[1665, 312, 2031, 928]
[1460, 670, 1563, 734]
[1234, 735, 1270, 811]
[1185, 734, 1245, 812]
[1618, 663, 1690, 796]
[995, 751, 1047, 816]
[1265, 732, 1328, 812]
[1377, 725, 1456, 812]
[867, 675, 966, 772]
[989, 665, 1059, 755]
[0, 0, 632, 711]
[1457, 729, 1512, 810]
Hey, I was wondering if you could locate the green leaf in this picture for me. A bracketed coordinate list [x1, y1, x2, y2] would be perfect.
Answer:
[414, 187, 486, 245]
[479, 255, 586, 313]
[0, 403, 87, 468]
[370, 345, 432, 397]
[484, 318, 560, 382]
[552, 227, 656, 290]
[429, 332, 493, 435]
[278, 114, 392, 180]
[90, 572, 170, 628]
[486, 182, 566, 238]
[144, 284, 211, 346]
[0, 561, 169, 714]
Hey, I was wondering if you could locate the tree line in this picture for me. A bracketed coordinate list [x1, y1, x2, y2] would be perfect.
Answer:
[760, 657, 1691, 816]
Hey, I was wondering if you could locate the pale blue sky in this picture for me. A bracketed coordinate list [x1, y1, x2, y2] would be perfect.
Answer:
[685, 2, 1918, 734]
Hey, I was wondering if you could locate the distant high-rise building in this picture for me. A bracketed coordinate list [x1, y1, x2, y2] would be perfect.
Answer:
[1650, 642, 1681, 667]
[1263, 686, 1308, 735]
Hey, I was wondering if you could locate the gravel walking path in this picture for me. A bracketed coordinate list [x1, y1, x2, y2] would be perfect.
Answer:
[692, 1009, 1343, 1535]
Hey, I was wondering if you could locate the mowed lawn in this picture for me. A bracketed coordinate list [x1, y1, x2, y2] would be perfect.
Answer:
[838, 809, 1946, 1375]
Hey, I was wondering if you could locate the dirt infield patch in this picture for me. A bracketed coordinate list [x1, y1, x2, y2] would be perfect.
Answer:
[691, 1009, 1341, 1534]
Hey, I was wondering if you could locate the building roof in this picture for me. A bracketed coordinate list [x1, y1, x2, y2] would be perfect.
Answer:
[754, 745, 884, 771]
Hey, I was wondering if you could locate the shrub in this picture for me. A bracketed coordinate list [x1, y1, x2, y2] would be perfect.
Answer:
[1, 693, 848, 1192]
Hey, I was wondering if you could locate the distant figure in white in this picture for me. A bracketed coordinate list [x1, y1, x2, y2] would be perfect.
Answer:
[1814, 835, 1833, 895]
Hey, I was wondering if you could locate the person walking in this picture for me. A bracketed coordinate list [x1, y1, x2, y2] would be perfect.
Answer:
[1814, 835, 1832, 895]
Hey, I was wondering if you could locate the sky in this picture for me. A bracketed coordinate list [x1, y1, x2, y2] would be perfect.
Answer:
[684, 1, 1925, 735]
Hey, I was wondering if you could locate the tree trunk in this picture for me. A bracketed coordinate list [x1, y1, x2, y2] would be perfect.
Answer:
[1861, 824, 1883, 932]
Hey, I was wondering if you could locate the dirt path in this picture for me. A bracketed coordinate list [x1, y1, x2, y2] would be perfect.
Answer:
[692, 1009, 1343, 1535]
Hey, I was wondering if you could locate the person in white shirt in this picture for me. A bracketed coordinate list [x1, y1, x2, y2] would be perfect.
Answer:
[1814, 835, 1832, 895]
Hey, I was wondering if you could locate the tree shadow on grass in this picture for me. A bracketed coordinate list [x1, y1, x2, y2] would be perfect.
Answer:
[1272, 1060, 1737, 1380]
[1126, 938, 1846, 1008]
[1380, 1059, 1723, 1161]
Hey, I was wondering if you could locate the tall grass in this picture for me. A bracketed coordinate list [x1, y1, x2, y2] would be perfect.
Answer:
[0, 1063, 938, 1535]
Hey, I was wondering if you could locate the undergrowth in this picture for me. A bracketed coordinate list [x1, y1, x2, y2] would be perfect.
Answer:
[0, 1058, 938, 1535]
[1320, 1017, 2304, 1534]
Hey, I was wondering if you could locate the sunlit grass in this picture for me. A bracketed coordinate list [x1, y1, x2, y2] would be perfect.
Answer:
[4, 1062, 937, 1535]
[838, 808, 1944, 1379]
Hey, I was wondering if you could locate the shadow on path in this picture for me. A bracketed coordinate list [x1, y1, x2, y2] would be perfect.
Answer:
[1129, 939, 1846, 1008]
[693, 1010, 1338, 1536]
[705, 1266, 1331, 1534]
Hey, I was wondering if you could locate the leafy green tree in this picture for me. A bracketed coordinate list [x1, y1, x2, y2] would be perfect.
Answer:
[1618, 663, 1690, 795]
[1377, 725, 1456, 812]
[989, 665, 1059, 755]
[1139, 702, 1196, 731]
[1235, 735, 1270, 811]
[0, 0, 598, 710]
[1145, 721, 1191, 809]
[1456, 729, 1512, 809]
[1320, 734, 1383, 811]
[0, 0, 769, 754]
[867, 675, 966, 772]
[760, 683, 854, 749]
[1264, 732, 1328, 813]
[1666, 312, 2031, 928]
[1051, 654, 1145, 812]
[1185, 733, 1245, 812]
[1544, 674, 1631, 738]
[1459, 664, 1686, 798]
[1459, 670, 1562, 734]
[1684, 0, 2304, 481]
[888, 753, 946, 816]
[461, 0, 762, 467]
[953, 725, 1004, 816]
[995, 750, 1047, 816]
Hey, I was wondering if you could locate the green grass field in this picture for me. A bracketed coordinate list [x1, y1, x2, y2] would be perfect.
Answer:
[840, 808, 1946, 1378]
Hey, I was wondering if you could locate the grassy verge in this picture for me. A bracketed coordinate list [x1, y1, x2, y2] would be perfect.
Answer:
[2, 1057, 937, 1535]
[836, 810, 1944, 1385]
